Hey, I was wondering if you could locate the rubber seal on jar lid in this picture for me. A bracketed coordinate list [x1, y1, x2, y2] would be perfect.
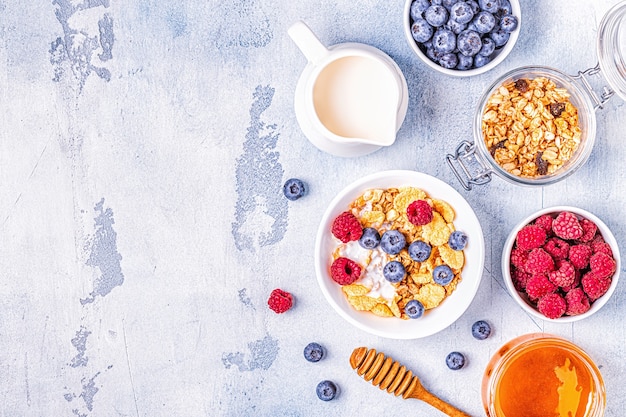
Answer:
[597, 1, 626, 101]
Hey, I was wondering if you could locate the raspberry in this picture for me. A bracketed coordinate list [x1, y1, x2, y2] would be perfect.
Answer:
[525, 274, 557, 300]
[524, 248, 555, 275]
[511, 267, 531, 292]
[533, 214, 554, 236]
[579, 218, 598, 242]
[589, 252, 617, 279]
[561, 269, 581, 293]
[592, 241, 613, 257]
[537, 292, 566, 319]
[552, 211, 583, 240]
[515, 225, 547, 251]
[330, 257, 362, 285]
[543, 237, 569, 261]
[331, 211, 362, 243]
[267, 288, 293, 313]
[565, 287, 591, 316]
[568, 244, 592, 269]
[510, 248, 529, 271]
[406, 200, 433, 226]
[548, 260, 576, 288]
[581, 272, 612, 301]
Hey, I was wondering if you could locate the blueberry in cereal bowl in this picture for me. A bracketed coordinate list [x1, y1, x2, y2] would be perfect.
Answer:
[502, 206, 620, 323]
[314, 170, 485, 339]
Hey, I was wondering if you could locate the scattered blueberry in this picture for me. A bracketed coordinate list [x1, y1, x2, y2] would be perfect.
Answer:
[432, 28, 457, 53]
[478, 36, 496, 56]
[471, 320, 492, 340]
[283, 178, 307, 201]
[499, 14, 518, 33]
[446, 351, 466, 370]
[410, 0, 431, 20]
[450, 1, 474, 24]
[383, 261, 406, 283]
[359, 227, 381, 250]
[412, 18, 434, 43]
[408, 240, 432, 262]
[456, 53, 473, 70]
[448, 230, 468, 250]
[433, 264, 454, 285]
[380, 230, 406, 255]
[457, 30, 482, 56]
[438, 52, 458, 69]
[473, 11, 496, 33]
[424, 5, 449, 27]
[405, 299, 425, 319]
[490, 27, 510, 46]
[316, 380, 338, 401]
[474, 54, 491, 67]
[478, 0, 500, 14]
[303, 342, 325, 363]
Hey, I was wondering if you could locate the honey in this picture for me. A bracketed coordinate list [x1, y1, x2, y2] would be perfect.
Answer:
[482, 334, 606, 417]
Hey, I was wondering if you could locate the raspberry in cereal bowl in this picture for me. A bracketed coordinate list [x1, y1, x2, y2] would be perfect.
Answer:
[502, 206, 620, 323]
[314, 170, 485, 339]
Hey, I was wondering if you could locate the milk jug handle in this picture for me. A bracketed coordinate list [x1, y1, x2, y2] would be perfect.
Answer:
[288, 21, 329, 64]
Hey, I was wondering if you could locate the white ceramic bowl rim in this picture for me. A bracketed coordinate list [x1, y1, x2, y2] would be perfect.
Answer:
[501, 205, 621, 323]
[314, 170, 485, 339]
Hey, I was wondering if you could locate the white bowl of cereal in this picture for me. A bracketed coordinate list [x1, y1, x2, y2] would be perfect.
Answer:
[502, 206, 620, 323]
[314, 170, 485, 339]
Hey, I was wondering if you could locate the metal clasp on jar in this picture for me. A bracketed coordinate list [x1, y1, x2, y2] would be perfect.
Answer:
[573, 63, 615, 111]
[446, 140, 492, 191]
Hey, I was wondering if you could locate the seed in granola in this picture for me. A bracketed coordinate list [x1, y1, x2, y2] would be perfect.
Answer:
[514, 79, 529, 93]
[549, 102, 566, 117]
[535, 152, 548, 176]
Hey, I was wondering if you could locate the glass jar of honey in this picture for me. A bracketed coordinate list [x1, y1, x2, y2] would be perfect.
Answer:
[482, 333, 606, 417]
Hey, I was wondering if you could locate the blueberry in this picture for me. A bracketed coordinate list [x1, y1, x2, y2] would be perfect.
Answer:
[473, 11, 496, 33]
[438, 52, 458, 69]
[408, 240, 432, 262]
[432, 28, 456, 53]
[499, 14, 518, 32]
[303, 342, 325, 362]
[383, 260, 406, 283]
[358, 227, 381, 250]
[490, 27, 510, 46]
[478, 0, 500, 14]
[471, 320, 492, 340]
[410, 0, 431, 20]
[478, 36, 496, 56]
[412, 18, 434, 43]
[442, 0, 460, 10]
[380, 230, 406, 255]
[283, 178, 307, 201]
[450, 1, 474, 24]
[466, 0, 480, 14]
[433, 264, 454, 285]
[448, 230, 468, 250]
[424, 5, 449, 27]
[456, 53, 473, 70]
[425, 46, 442, 63]
[445, 17, 467, 35]
[497, 0, 512, 16]
[446, 351, 466, 370]
[457, 30, 482, 56]
[405, 299, 425, 319]
[474, 54, 491, 67]
[431, 0, 443, 5]
[316, 380, 338, 401]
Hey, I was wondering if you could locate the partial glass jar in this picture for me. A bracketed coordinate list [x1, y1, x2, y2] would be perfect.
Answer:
[482, 333, 606, 417]
[447, 2, 626, 190]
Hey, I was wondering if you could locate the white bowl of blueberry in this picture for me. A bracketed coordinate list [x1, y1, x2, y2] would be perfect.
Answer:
[404, 0, 521, 75]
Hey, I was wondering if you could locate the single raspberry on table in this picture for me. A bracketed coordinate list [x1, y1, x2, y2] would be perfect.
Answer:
[537, 292, 567, 319]
[267, 289, 293, 313]
[581, 271, 612, 301]
[533, 214, 554, 236]
[330, 257, 362, 285]
[515, 225, 547, 251]
[549, 259, 576, 288]
[569, 244, 592, 269]
[406, 200, 433, 226]
[552, 211, 583, 240]
[589, 252, 617, 279]
[579, 218, 598, 242]
[525, 248, 555, 275]
[543, 237, 570, 260]
[565, 287, 591, 316]
[331, 211, 363, 243]
[525, 274, 557, 300]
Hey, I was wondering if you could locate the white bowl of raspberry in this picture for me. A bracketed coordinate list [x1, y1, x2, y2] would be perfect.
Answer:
[502, 206, 620, 323]
[314, 170, 485, 339]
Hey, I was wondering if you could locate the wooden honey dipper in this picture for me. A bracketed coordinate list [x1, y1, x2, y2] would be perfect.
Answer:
[350, 347, 472, 417]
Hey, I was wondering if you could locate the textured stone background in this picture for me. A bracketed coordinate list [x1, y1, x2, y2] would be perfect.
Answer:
[1, 0, 625, 416]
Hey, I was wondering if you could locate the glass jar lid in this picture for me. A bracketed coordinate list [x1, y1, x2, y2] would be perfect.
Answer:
[597, 1, 626, 101]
